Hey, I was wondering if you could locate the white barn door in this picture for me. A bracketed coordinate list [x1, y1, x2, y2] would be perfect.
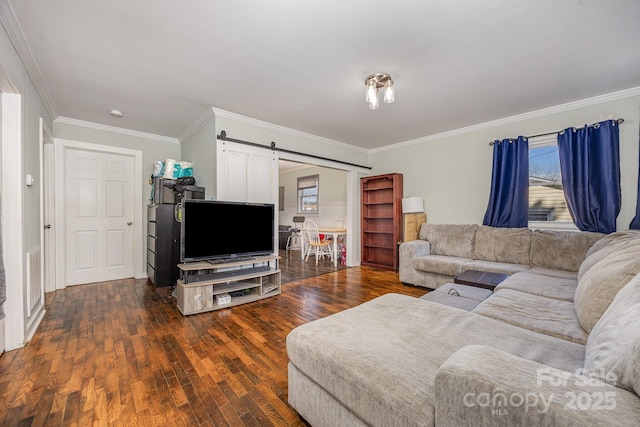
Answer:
[64, 148, 135, 285]
[216, 140, 278, 204]
[216, 140, 278, 254]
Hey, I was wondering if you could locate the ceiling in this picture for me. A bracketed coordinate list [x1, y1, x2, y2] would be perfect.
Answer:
[5, 0, 640, 149]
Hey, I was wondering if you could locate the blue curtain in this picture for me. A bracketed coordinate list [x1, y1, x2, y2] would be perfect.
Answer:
[483, 136, 529, 228]
[557, 120, 621, 234]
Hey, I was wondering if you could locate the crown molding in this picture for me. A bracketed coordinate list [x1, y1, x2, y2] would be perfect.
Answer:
[371, 86, 640, 153]
[212, 107, 369, 154]
[0, 0, 57, 119]
[55, 117, 179, 144]
[178, 107, 216, 143]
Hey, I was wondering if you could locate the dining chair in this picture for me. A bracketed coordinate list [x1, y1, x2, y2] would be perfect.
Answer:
[303, 220, 334, 265]
[285, 216, 305, 257]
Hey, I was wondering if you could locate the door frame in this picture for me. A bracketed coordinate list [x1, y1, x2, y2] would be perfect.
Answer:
[0, 67, 25, 350]
[40, 118, 55, 293]
[276, 151, 368, 267]
[54, 138, 144, 289]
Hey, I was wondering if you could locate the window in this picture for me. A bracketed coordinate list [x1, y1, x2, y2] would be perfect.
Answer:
[528, 137, 576, 230]
[297, 174, 319, 214]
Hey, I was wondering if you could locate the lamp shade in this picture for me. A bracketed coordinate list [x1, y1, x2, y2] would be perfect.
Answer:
[402, 196, 424, 214]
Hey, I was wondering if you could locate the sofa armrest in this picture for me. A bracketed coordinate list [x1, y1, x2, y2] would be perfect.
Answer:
[435, 345, 640, 427]
[400, 239, 431, 258]
[398, 240, 431, 284]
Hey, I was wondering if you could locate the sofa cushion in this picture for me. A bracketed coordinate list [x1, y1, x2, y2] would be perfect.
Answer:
[578, 231, 640, 281]
[574, 244, 640, 334]
[584, 273, 640, 395]
[435, 283, 493, 302]
[420, 291, 481, 311]
[530, 229, 603, 272]
[462, 260, 529, 275]
[527, 266, 577, 280]
[495, 272, 577, 302]
[413, 255, 471, 277]
[287, 294, 586, 427]
[473, 225, 531, 265]
[422, 223, 478, 258]
[585, 230, 640, 258]
[473, 289, 587, 344]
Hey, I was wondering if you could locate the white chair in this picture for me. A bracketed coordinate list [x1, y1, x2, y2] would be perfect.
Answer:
[303, 220, 334, 265]
[285, 216, 305, 256]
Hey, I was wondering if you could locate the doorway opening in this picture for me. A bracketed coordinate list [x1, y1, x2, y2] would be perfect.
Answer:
[278, 159, 349, 283]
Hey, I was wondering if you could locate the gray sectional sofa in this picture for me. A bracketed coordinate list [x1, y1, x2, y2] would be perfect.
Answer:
[286, 225, 640, 426]
[399, 223, 604, 290]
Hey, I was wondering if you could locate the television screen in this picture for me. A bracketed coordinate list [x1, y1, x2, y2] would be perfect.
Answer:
[181, 200, 275, 262]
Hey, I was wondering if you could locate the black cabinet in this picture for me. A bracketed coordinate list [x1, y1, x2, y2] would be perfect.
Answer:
[147, 204, 181, 287]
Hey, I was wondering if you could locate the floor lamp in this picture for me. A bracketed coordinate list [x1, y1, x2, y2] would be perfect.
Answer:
[402, 196, 427, 242]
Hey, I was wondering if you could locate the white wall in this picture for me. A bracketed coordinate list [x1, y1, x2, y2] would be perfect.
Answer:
[53, 121, 182, 206]
[214, 111, 369, 168]
[0, 20, 53, 349]
[370, 94, 640, 231]
[279, 165, 347, 228]
[180, 115, 217, 199]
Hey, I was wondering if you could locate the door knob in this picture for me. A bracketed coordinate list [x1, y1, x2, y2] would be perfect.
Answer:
[127, 222, 133, 226]
[44, 224, 51, 229]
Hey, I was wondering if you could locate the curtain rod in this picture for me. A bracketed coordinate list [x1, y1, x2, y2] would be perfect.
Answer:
[488, 118, 624, 146]
[217, 131, 372, 170]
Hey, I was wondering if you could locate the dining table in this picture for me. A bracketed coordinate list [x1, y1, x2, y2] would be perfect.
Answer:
[300, 227, 347, 266]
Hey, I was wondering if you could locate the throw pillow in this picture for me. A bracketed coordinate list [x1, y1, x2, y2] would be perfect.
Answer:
[530, 230, 603, 272]
[574, 245, 640, 333]
[578, 232, 640, 281]
[584, 272, 640, 394]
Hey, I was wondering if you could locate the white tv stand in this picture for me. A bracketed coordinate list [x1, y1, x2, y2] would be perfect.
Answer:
[176, 255, 281, 315]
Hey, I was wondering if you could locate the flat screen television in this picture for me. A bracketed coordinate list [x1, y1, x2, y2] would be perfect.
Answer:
[180, 200, 275, 262]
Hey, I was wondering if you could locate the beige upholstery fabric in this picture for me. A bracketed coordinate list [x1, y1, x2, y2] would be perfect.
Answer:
[585, 230, 640, 258]
[530, 229, 603, 272]
[495, 272, 577, 302]
[422, 223, 478, 258]
[574, 244, 640, 334]
[435, 345, 640, 427]
[578, 232, 640, 281]
[584, 273, 640, 395]
[399, 240, 431, 286]
[420, 291, 481, 311]
[413, 255, 472, 277]
[435, 283, 493, 301]
[473, 225, 531, 265]
[288, 363, 369, 427]
[287, 293, 585, 427]
[462, 259, 529, 275]
[527, 266, 578, 280]
[473, 289, 587, 344]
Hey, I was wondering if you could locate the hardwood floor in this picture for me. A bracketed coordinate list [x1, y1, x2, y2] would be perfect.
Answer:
[0, 267, 427, 426]
[278, 249, 347, 284]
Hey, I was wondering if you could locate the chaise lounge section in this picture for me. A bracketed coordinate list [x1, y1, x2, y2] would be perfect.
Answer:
[286, 227, 640, 426]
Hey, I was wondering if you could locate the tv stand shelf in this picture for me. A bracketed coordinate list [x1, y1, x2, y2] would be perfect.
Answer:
[176, 255, 281, 315]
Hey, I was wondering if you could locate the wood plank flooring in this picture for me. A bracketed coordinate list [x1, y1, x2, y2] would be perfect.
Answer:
[278, 249, 347, 284]
[0, 267, 427, 426]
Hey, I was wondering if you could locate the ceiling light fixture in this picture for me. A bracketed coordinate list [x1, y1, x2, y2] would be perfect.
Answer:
[365, 73, 394, 110]
[110, 109, 124, 118]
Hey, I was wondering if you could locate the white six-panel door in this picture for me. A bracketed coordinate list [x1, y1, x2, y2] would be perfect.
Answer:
[65, 148, 134, 285]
